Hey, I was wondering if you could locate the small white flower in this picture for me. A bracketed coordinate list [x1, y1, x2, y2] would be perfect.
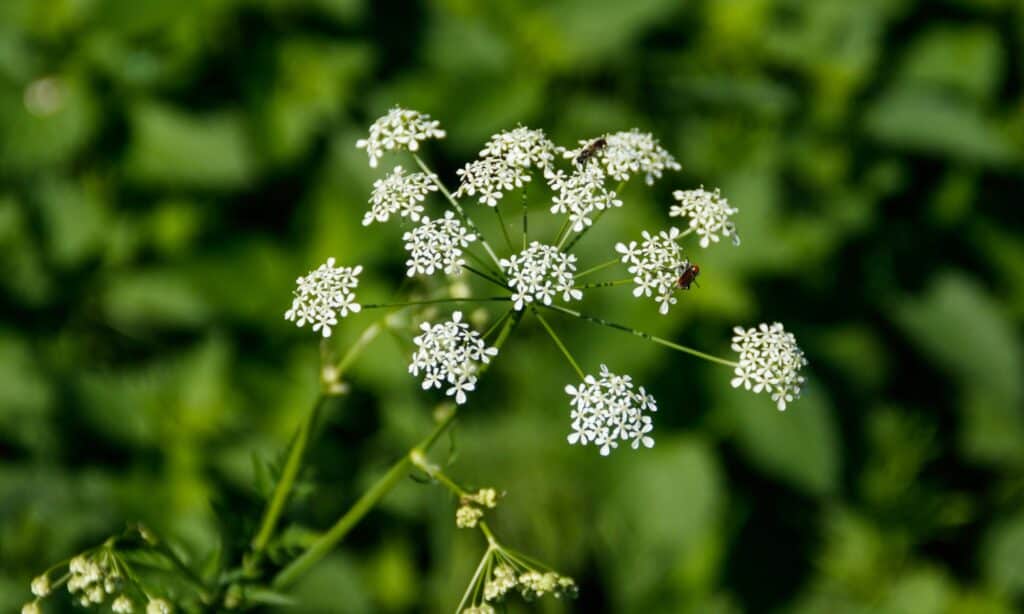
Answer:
[363, 165, 438, 225]
[565, 365, 657, 456]
[615, 228, 688, 315]
[484, 564, 518, 601]
[462, 606, 496, 614]
[146, 598, 173, 614]
[565, 129, 680, 184]
[731, 322, 807, 410]
[454, 156, 530, 207]
[30, 575, 50, 597]
[478, 125, 559, 172]
[670, 186, 740, 248]
[403, 211, 477, 277]
[409, 311, 498, 405]
[499, 242, 582, 311]
[112, 595, 135, 613]
[356, 107, 446, 168]
[21, 603, 41, 614]
[284, 257, 362, 338]
[548, 163, 622, 232]
[455, 505, 484, 528]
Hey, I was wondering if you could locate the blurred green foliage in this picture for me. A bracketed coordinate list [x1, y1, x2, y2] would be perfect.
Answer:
[1, 0, 1023, 612]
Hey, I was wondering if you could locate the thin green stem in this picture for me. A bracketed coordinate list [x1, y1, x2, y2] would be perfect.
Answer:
[494, 205, 515, 253]
[413, 153, 503, 270]
[482, 309, 514, 339]
[455, 546, 494, 613]
[532, 308, 586, 379]
[247, 396, 328, 573]
[361, 296, 510, 310]
[335, 322, 382, 375]
[574, 278, 632, 290]
[552, 217, 572, 247]
[462, 247, 503, 278]
[538, 303, 739, 367]
[575, 257, 620, 280]
[271, 312, 523, 590]
[478, 521, 500, 548]
[462, 264, 508, 291]
[521, 187, 528, 249]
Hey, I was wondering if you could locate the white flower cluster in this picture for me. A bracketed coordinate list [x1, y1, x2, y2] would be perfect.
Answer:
[615, 227, 688, 315]
[565, 129, 680, 184]
[455, 488, 499, 528]
[284, 258, 362, 338]
[66, 554, 122, 608]
[403, 211, 477, 277]
[500, 242, 582, 311]
[548, 163, 622, 232]
[356, 107, 446, 167]
[363, 165, 438, 225]
[409, 311, 498, 404]
[731, 322, 808, 410]
[454, 156, 530, 207]
[480, 563, 576, 605]
[146, 598, 173, 614]
[565, 365, 657, 456]
[113, 595, 135, 613]
[670, 186, 740, 248]
[479, 125, 559, 171]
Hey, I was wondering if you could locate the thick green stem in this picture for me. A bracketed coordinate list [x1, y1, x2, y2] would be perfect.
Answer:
[271, 312, 523, 590]
[538, 303, 738, 367]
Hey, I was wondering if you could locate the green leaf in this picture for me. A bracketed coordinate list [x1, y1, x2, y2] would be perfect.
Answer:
[899, 26, 1003, 101]
[982, 513, 1024, 598]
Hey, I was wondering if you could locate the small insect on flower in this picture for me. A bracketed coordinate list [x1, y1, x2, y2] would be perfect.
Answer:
[676, 260, 700, 290]
[574, 137, 607, 167]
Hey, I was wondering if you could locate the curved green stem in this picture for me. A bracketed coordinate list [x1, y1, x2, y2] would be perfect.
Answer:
[271, 311, 523, 590]
[532, 308, 585, 379]
[538, 303, 738, 367]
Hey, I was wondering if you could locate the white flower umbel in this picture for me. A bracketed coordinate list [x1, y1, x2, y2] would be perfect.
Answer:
[363, 165, 438, 225]
[356, 107, 446, 168]
[615, 227, 688, 315]
[403, 211, 477, 277]
[478, 125, 558, 172]
[499, 242, 582, 311]
[670, 186, 740, 248]
[565, 129, 680, 184]
[409, 311, 498, 404]
[454, 156, 530, 207]
[548, 163, 622, 232]
[731, 322, 808, 410]
[284, 257, 362, 338]
[146, 598, 173, 614]
[565, 365, 657, 456]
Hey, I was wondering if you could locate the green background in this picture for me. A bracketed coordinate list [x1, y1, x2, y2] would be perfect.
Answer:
[2, 0, 1023, 612]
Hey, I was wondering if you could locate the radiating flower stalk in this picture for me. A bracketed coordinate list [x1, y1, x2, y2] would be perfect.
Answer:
[24, 107, 807, 611]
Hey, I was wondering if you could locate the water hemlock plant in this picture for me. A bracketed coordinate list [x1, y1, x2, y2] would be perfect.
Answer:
[22, 107, 807, 613]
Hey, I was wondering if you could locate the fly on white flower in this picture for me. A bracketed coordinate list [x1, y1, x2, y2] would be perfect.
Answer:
[356, 107, 446, 168]
[565, 365, 657, 456]
[500, 242, 582, 311]
[670, 186, 740, 248]
[615, 227, 688, 315]
[403, 211, 477, 277]
[284, 257, 362, 338]
[409, 311, 498, 404]
[731, 322, 807, 410]
[363, 165, 438, 225]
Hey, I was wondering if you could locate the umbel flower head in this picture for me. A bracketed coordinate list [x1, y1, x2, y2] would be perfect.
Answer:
[409, 311, 499, 404]
[615, 227, 688, 315]
[731, 322, 808, 410]
[565, 129, 680, 184]
[670, 186, 740, 248]
[547, 163, 623, 232]
[478, 125, 559, 172]
[566, 365, 657, 456]
[500, 242, 582, 311]
[403, 211, 477, 277]
[356, 107, 446, 167]
[284, 257, 362, 338]
[454, 156, 530, 207]
[363, 165, 438, 225]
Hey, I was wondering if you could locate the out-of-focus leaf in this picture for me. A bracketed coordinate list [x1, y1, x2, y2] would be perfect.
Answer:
[34, 175, 110, 268]
[899, 26, 1003, 101]
[722, 383, 840, 496]
[982, 512, 1024, 599]
[0, 75, 97, 173]
[125, 103, 257, 189]
[864, 85, 1018, 165]
[103, 269, 211, 329]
